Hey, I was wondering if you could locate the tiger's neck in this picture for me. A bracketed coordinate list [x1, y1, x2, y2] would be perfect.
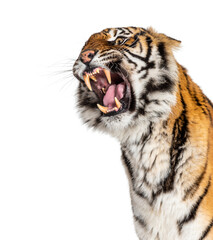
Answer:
[120, 120, 173, 203]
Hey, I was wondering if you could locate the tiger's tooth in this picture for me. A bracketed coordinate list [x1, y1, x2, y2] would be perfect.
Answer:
[103, 69, 111, 84]
[90, 75, 97, 82]
[114, 97, 121, 109]
[102, 88, 106, 94]
[97, 104, 108, 114]
[83, 74, 92, 91]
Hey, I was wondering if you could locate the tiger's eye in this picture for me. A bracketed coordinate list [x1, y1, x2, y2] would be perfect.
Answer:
[115, 37, 127, 45]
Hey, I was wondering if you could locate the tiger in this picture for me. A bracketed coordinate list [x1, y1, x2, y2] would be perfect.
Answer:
[72, 27, 213, 240]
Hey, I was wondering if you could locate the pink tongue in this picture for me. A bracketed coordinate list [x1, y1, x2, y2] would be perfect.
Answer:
[103, 83, 125, 107]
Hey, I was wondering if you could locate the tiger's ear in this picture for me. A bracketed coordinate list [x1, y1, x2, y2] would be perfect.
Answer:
[147, 27, 181, 50]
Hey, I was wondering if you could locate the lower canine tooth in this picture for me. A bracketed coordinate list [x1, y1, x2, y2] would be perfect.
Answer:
[97, 104, 108, 114]
[103, 69, 111, 84]
[114, 97, 121, 109]
[83, 74, 92, 91]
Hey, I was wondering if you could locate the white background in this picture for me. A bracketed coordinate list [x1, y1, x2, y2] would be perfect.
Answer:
[0, 1, 213, 239]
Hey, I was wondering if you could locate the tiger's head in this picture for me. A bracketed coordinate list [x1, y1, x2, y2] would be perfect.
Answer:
[73, 27, 181, 136]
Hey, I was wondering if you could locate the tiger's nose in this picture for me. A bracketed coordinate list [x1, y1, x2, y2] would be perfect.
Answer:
[80, 50, 95, 64]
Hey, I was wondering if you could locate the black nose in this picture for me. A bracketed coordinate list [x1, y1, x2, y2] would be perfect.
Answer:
[80, 50, 95, 64]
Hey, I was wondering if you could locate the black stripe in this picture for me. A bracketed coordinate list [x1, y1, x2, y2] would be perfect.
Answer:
[102, 32, 108, 37]
[134, 189, 147, 200]
[103, 29, 110, 33]
[177, 177, 211, 233]
[183, 70, 190, 90]
[92, 117, 101, 127]
[125, 38, 139, 48]
[138, 31, 146, 53]
[117, 28, 126, 35]
[135, 37, 155, 79]
[129, 89, 136, 112]
[204, 96, 213, 126]
[100, 52, 113, 58]
[122, 48, 146, 62]
[183, 161, 207, 200]
[113, 29, 117, 37]
[136, 75, 174, 117]
[123, 27, 133, 34]
[100, 49, 111, 54]
[139, 70, 149, 79]
[123, 53, 138, 67]
[138, 61, 155, 78]
[134, 215, 147, 229]
[206, 96, 213, 109]
[77, 86, 97, 109]
[147, 61, 155, 69]
[158, 42, 168, 69]
[183, 70, 212, 124]
[139, 123, 153, 162]
[139, 41, 143, 53]
[137, 107, 145, 116]
[145, 36, 152, 61]
[130, 26, 137, 30]
[145, 75, 174, 93]
[100, 57, 118, 62]
[138, 61, 155, 73]
[121, 150, 134, 181]
[199, 217, 213, 240]
[125, 32, 145, 48]
[122, 36, 152, 64]
[139, 30, 146, 36]
[158, 92, 188, 195]
[191, 86, 209, 118]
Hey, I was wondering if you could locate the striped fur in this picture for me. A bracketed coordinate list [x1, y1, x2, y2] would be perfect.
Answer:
[73, 27, 213, 240]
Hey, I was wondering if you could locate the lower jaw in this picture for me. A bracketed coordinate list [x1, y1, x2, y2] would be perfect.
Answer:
[101, 99, 129, 117]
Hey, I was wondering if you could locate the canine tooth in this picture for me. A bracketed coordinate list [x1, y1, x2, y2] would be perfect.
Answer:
[83, 74, 92, 91]
[102, 88, 106, 94]
[97, 68, 100, 73]
[114, 97, 121, 109]
[90, 75, 97, 82]
[103, 69, 111, 84]
[97, 104, 108, 114]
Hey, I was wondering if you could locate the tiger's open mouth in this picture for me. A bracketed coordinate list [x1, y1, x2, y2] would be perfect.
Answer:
[82, 67, 131, 116]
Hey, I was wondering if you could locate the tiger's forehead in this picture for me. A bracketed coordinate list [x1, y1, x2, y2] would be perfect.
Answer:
[81, 27, 143, 52]
[81, 27, 157, 53]
[102, 27, 145, 40]
[87, 27, 146, 42]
